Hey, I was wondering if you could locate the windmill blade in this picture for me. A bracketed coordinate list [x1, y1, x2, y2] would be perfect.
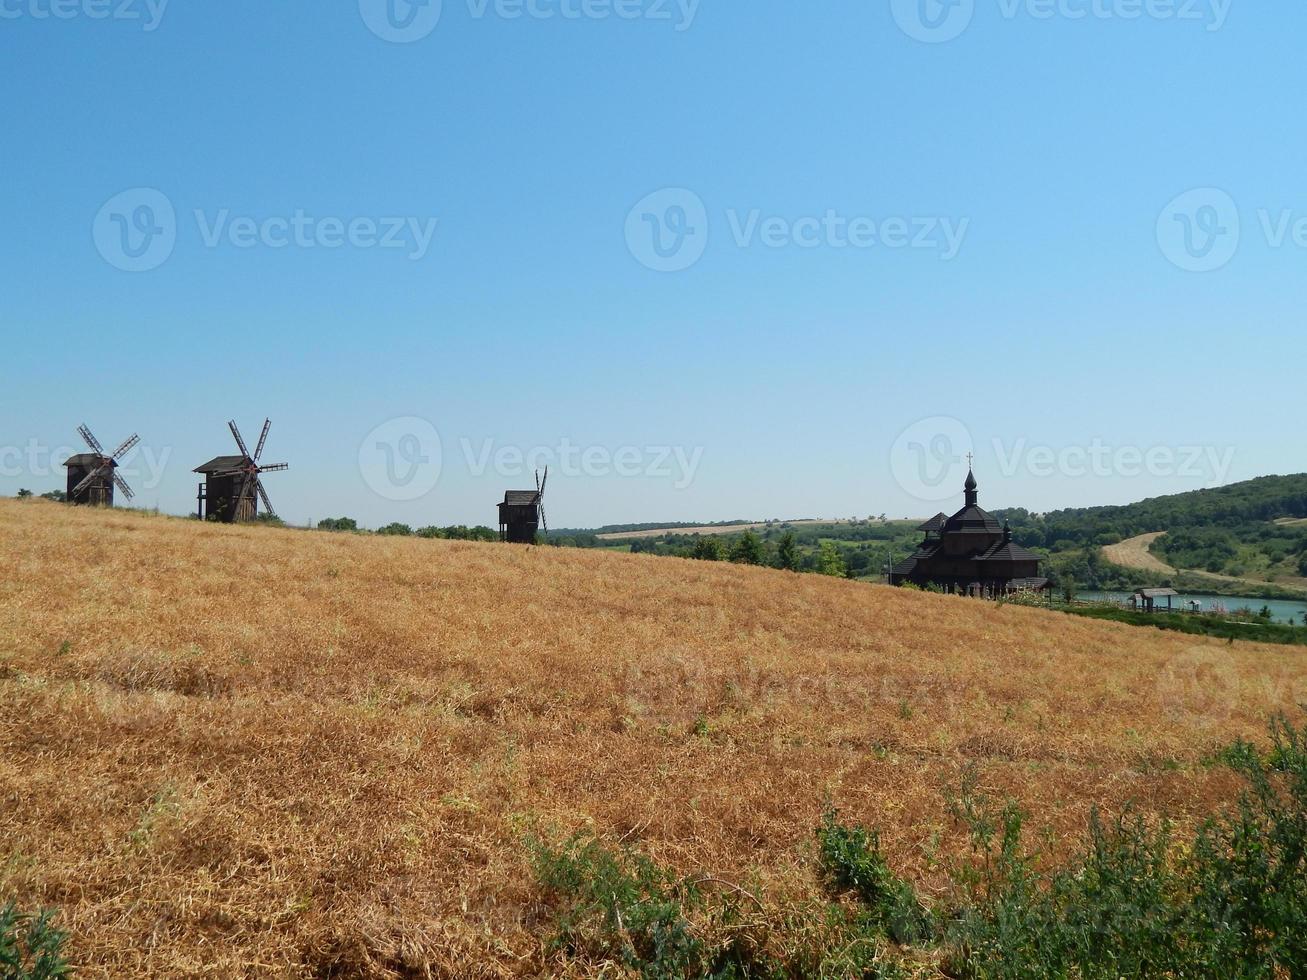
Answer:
[110, 433, 140, 461]
[257, 462, 289, 473]
[539, 501, 548, 535]
[254, 477, 276, 519]
[253, 419, 271, 462]
[539, 466, 548, 497]
[77, 424, 105, 455]
[212, 468, 247, 478]
[72, 461, 113, 498]
[113, 472, 136, 501]
[228, 420, 251, 459]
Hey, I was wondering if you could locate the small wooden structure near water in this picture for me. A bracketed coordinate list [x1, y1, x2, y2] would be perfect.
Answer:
[1131, 587, 1179, 613]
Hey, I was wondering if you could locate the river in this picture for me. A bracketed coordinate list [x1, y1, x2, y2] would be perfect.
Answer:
[1078, 591, 1307, 626]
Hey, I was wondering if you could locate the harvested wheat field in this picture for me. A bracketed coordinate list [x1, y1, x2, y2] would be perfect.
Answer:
[2, 498, 1306, 977]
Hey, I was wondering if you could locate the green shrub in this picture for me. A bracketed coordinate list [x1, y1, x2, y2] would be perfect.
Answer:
[816, 809, 933, 945]
[0, 901, 71, 979]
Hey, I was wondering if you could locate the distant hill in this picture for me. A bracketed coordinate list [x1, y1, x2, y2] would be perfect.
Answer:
[998, 474, 1307, 549]
[997, 475, 1307, 597]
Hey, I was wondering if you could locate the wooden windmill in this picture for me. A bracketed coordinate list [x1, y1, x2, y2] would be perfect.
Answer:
[498, 467, 548, 543]
[194, 419, 289, 522]
[63, 424, 139, 506]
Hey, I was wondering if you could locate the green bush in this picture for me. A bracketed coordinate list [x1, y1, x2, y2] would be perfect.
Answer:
[816, 810, 932, 944]
[0, 901, 70, 979]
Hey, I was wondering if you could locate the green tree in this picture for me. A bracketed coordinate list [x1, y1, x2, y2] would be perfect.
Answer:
[377, 523, 413, 536]
[816, 541, 847, 577]
[691, 537, 724, 561]
[16, 489, 33, 498]
[729, 530, 764, 565]
[1299, 554, 1307, 577]
[40, 490, 66, 502]
[317, 517, 358, 532]
[775, 531, 800, 571]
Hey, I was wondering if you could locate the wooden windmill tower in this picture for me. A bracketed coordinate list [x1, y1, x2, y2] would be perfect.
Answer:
[62, 424, 139, 506]
[498, 467, 548, 544]
[194, 419, 289, 523]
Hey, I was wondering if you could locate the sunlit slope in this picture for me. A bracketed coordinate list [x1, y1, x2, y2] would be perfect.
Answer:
[2, 499, 1304, 977]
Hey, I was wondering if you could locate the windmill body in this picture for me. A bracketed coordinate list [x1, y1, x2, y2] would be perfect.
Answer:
[62, 425, 139, 506]
[498, 468, 548, 544]
[64, 453, 118, 506]
[194, 419, 288, 523]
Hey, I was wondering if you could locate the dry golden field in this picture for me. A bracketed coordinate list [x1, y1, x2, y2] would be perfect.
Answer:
[2, 498, 1306, 977]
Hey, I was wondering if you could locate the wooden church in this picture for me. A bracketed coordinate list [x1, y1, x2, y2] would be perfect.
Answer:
[890, 467, 1047, 596]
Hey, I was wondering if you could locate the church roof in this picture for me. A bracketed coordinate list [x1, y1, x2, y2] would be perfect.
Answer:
[916, 513, 948, 532]
[943, 504, 1003, 534]
[977, 538, 1042, 563]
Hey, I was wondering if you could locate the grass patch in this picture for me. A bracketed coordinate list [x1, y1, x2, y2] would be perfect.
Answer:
[0, 901, 70, 979]
[533, 715, 1307, 977]
[1055, 603, 1307, 646]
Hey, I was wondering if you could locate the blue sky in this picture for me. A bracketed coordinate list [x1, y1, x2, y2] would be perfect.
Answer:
[1, 0, 1302, 528]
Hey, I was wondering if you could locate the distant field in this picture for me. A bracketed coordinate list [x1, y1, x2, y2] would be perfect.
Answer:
[3, 499, 1306, 976]
[1101, 531, 1174, 574]
[595, 518, 874, 540]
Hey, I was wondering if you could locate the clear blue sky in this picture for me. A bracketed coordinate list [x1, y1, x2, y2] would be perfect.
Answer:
[2, 0, 1302, 528]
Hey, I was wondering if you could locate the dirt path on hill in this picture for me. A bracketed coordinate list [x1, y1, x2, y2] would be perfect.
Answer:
[1101, 532, 1175, 574]
[1103, 532, 1307, 596]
